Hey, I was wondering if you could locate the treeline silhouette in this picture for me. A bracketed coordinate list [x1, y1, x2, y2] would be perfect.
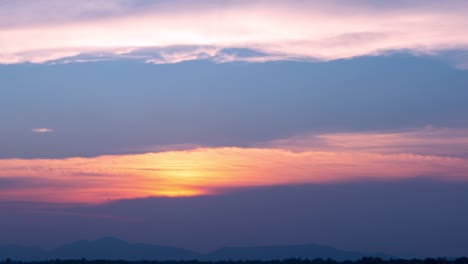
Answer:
[1, 258, 468, 264]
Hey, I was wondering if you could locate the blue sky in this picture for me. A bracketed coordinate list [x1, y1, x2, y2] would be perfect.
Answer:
[1, 54, 467, 158]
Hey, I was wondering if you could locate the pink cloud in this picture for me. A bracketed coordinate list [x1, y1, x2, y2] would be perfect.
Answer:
[1, 1, 468, 64]
[32, 128, 54, 133]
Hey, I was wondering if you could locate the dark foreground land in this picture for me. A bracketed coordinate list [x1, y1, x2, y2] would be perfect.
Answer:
[2, 258, 468, 264]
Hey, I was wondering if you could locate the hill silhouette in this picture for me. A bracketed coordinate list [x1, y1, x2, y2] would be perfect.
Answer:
[206, 244, 372, 261]
[0, 237, 390, 261]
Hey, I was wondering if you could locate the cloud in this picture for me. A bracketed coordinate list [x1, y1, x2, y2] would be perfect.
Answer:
[0, 127, 467, 203]
[266, 127, 468, 157]
[32, 128, 54, 133]
[1, 1, 468, 64]
[48, 46, 305, 65]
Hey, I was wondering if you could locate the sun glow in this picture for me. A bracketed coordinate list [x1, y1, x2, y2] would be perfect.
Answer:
[152, 189, 208, 197]
[0, 128, 467, 204]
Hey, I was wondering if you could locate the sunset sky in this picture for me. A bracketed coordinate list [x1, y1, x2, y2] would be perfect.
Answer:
[1, 0, 468, 259]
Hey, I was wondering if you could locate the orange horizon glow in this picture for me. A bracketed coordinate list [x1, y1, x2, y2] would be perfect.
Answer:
[1, 128, 467, 204]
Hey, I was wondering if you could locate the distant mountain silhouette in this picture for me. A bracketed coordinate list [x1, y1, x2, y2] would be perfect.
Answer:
[0, 238, 199, 261]
[52, 237, 200, 260]
[0, 237, 390, 261]
[204, 244, 382, 261]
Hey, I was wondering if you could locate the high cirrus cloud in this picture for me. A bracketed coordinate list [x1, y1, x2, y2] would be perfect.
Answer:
[0, 127, 467, 204]
[1, 1, 468, 64]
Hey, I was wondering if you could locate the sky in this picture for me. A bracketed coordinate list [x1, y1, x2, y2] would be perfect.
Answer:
[0, 0, 468, 259]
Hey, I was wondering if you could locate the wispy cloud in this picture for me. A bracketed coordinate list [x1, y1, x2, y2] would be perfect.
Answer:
[1, 1, 468, 64]
[32, 128, 54, 133]
[1, 127, 467, 203]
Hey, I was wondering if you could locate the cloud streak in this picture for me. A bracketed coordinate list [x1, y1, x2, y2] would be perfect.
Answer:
[1, 1, 468, 64]
[32, 128, 54, 133]
[0, 128, 467, 203]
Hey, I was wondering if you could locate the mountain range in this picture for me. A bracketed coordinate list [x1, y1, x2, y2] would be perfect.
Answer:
[0, 237, 390, 261]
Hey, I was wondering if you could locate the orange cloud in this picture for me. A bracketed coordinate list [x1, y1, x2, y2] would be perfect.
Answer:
[0, 128, 467, 204]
